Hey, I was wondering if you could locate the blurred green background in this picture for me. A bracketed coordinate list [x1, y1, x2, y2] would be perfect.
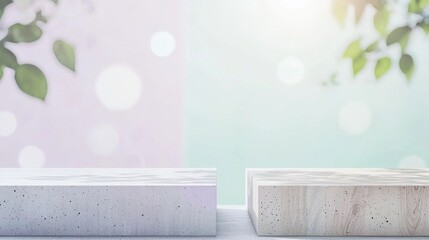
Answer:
[186, 0, 429, 204]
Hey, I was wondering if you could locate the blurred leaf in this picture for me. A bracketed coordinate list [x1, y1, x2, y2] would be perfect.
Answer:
[386, 26, 411, 45]
[375, 57, 391, 79]
[419, 0, 429, 9]
[398, 36, 410, 52]
[51, 0, 59, 4]
[322, 73, 339, 86]
[408, 0, 419, 12]
[408, 0, 429, 13]
[6, 23, 42, 43]
[35, 11, 47, 23]
[14, 64, 47, 101]
[343, 39, 363, 58]
[374, 8, 389, 36]
[332, 0, 349, 25]
[0, 0, 12, 19]
[0, 66, 3, 81]
[353, 54, 367, 76]
[331, 76, 338, 85]
[417, 21, 429, 34]
[386, 26, 411, 51]
[365, 41, 379, 52]
[53, 40, 75, 72]
[0, 46, 18, 69]
[399, 54, 414, 80]
[0, 0, 12, 9]
[329, 73, 339, 85]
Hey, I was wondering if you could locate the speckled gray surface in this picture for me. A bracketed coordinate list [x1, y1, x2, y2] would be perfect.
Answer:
[247, 169, 429, 236]
[0, 169, 216, 236]
[0, 206, 425, 239]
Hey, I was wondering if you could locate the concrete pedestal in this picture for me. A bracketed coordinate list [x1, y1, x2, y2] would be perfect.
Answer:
[0, 168, 216, 236]
[247, 168, 429, 236]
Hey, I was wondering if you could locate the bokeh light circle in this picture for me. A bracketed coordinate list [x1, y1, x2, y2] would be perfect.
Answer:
[87, 123, 119, 156]
[0, 111, 17, 137]
[339, 102, 372, 135]
[398, 155, 426, 168]
[276, 57, 305, 85]
[96, 65, 142, 111]
[150, 31, 176, 57]
[18, 145, 46, 168]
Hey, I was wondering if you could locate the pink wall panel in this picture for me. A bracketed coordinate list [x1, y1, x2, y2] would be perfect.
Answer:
[0, 0, 185, 168]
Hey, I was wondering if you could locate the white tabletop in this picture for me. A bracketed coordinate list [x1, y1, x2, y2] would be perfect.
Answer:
[0, 168, 216, 186]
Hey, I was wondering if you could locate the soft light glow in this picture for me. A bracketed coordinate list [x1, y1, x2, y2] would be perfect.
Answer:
[277, 57, 305, 85]
[0, 111, 17, 137]
[150, 31, 176, 57]
[398, 155, 426, 168]
[18, 145, 46, 168]
[261, 0, 328, 28]
[339, 102, 372, 135]
[96, 65, 142, 111]
[87, 123, 119, 156]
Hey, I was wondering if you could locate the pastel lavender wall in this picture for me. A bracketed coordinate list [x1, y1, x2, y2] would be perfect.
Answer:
[0, 0, 185, 167]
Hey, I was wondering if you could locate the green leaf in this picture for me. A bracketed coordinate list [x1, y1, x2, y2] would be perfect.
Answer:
[374, 57, 391, 79]
[53, 40, 76, 72]
[419, 0, 429, 9]
[365, 41, 379, 52]
[417, 21, 429, 34]
[0, 46, 19, 69]
[332, 0, 349, 25]
[0, 0, 12, 19]
[386, 26, 411, 51]
[6, 23, 42, 43]
[374, 8, 389, 36]
[343, 39, 363, 59]
[0, 0, 12, 9]
[409, 0, 429, 13]
[0, 66, 3, 81]
[409, 0, 420, 13]
[399, 54, 414, 80]
[14, 64, 48, 101]
[353, 54, 367, 76]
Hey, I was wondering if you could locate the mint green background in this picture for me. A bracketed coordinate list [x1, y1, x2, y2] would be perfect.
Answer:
[186, 0, 429, 205]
